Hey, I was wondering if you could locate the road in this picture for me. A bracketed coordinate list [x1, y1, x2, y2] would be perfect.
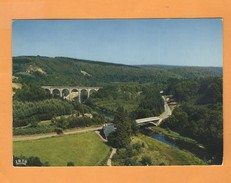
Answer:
[13, 126, 102, 141]
[156, 96, 172, 126]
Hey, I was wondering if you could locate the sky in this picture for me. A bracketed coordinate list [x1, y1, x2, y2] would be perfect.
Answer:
[12, 19, 223, 67]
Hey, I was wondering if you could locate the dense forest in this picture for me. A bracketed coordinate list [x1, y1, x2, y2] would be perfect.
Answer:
[13, 56, 222, 86]
[161, 77, 223, 164]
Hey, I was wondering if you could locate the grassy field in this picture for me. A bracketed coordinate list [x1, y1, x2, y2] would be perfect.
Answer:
[112, 134, 206, 166]
[13, 132, 111, 166]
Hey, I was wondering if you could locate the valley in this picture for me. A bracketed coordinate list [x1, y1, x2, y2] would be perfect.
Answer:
[13, 56, 223, 166]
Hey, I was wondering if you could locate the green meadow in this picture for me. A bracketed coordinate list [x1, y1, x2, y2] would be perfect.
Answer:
[13, 132, 111, 166]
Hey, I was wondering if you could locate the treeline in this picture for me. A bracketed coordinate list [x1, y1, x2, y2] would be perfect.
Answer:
[13, 56, 222, 86]
[165, 77, 222, 104]
[162, 77, 223, 164]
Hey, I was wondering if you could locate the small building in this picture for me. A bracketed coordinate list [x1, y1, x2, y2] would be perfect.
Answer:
[101, 124, 116, 140]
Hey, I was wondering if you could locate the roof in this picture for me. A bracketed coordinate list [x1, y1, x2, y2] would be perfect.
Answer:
[103, 124, 116, 138]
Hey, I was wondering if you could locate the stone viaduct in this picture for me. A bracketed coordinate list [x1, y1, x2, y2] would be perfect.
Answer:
[41, 86, 101, 103]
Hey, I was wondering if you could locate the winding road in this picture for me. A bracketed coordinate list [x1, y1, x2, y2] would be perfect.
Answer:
[157, 96, 172, 126]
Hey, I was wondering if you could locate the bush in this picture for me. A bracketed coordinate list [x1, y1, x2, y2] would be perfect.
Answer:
[124, 157, 140, 166]
[55, 127, 63, 135]
[140, 155, 152, 166]
[132, 142, 143, 152]
[67, 161, 75, 166]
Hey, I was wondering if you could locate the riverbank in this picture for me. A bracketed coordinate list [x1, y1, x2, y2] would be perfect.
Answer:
[140, 126, 208, 163]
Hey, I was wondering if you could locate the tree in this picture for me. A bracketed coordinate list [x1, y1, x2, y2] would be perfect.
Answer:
[131, 121, 139, 135]
[108, 106, 132, 148]
[107, 131, 119, 147]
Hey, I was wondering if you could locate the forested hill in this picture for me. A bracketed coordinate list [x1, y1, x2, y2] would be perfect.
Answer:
[13, 56, 222, 86]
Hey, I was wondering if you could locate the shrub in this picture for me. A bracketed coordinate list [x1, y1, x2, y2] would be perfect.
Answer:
[55, 127, 63, 135]
[140, 155, 152, 166]
[67, 161, 75, 166]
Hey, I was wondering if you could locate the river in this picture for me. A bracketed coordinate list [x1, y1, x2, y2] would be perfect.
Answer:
[140, 126, 208, 162]
[151, 133, 178, 148]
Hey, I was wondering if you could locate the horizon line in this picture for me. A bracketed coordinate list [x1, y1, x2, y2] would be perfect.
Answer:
[13, 55, 223, 68]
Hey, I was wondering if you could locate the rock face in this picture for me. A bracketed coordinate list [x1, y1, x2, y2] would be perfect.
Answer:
[80, 70, 91, 76]
[26, 65, 46, 74]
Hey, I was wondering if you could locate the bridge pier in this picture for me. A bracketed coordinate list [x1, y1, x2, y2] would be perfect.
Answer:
[78, 90, 81, 103]
[87, 89, 91, 99]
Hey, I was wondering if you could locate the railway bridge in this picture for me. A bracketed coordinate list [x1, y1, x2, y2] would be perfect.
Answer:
[42, 86, 101, 103]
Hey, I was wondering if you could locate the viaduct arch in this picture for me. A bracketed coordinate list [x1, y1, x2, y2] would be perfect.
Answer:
[42, 86, 101, 103]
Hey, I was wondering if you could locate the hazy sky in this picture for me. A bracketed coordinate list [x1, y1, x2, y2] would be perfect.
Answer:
[12, 19, 223, 67]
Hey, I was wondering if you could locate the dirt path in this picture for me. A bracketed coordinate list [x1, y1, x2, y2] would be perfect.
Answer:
[107, 148, 117, 166]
